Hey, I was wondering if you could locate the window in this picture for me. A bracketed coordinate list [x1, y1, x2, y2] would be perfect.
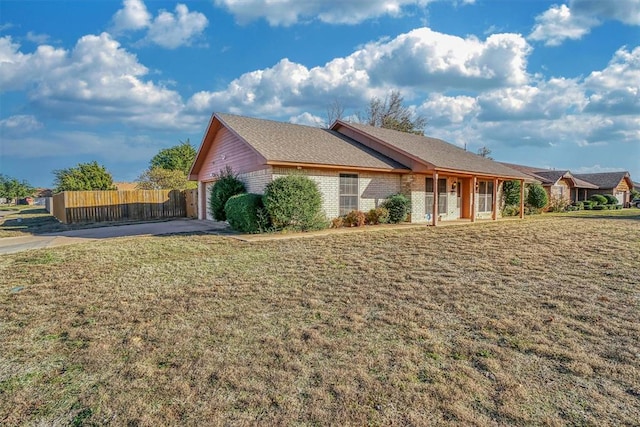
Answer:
[425, 177, 434, 216]
[339, 173, 358, 215]
[477, 180, 494, 212]
[438, 178, 447, 214]
[426, 177, 448, 215]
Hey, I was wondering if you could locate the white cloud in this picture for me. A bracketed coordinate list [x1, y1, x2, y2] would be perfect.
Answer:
[0, 115, 44, 134]
[111, 0, 208, 49]
[289, 112, 325, 127]
[418, 94, 478, 125]
[529, 0, 640, 46]
[214, 0, 439, 26]
[187, 27, 531, 116]
[571, 0, 640, 26]
[25, 31, 50, 44]
[112, 0, 151, 33]
[584, 46, 640, 115]
[146, 4, 208, 49]
[529, 4, 596, 46]
[0, 33, 201, 130]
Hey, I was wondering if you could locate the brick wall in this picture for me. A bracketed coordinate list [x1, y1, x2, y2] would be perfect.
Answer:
[272, 167, 401, 219]
[240, 168, 273, 194]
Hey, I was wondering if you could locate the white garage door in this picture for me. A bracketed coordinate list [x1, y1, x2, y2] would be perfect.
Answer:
[615, 192, 624, 205]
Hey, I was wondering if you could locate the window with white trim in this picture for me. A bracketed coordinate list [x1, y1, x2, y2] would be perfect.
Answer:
[477, 180, 494, 212]
[339, 173, 358, 215]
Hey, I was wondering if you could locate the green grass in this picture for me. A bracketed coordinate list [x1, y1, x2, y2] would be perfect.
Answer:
[0, 213, 639, 425]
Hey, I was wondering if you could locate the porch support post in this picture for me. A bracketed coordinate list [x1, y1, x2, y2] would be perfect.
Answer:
[519, 179, 525, 219]
[432, 172, 439, 226]
[492, 178, 499, 220]
[471, 176, 477, 223]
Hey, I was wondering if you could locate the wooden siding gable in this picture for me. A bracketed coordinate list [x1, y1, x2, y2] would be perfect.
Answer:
[190, 114, 268, 181]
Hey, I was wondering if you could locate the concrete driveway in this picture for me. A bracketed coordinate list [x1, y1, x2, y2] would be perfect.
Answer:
[0, 219, 228, 255]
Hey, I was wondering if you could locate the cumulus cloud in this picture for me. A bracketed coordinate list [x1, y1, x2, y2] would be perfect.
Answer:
[111, 0, 208, 49]
[0, 33, 201, 130]
[213, 0, 441, 26]
[289, 112, 325, 127]
[584, 46, 640, 115]
[112, 0, 151, 33]
[529, 0, 640, 46]
[187, 28, 531, 115]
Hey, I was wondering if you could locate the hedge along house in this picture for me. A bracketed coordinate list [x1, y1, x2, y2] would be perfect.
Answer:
[573, 172, 635, 206]
[189, 113, 533, 225]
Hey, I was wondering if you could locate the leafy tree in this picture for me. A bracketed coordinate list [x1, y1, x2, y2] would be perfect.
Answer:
[53, 161, 115, 192]
[0, 174, 35, 204]
[502, 180, 521, 206]
[150, 140, 197, 176]
[361, 90, 426, 135]
[526, 183, 548, 210]
[136, 167, 197, 190]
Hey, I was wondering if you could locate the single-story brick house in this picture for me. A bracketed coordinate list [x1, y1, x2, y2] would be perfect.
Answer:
[189, 113, 533, 225]
[500, 163, 599, 205]
[504, 163, 635, 207]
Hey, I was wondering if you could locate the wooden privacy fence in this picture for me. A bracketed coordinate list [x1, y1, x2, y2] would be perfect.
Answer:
[52, 190, 190, 224]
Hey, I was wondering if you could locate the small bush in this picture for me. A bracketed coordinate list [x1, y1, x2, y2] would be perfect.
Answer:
[502, 205, 519, 217]
[263, 175, 327, 231]
[603, 194, 618, 205]
[526, 184, 548, 210]
[616, 204, 623, 210]
[572, 202, 584, 210]
[381, 194, 411, 223]
[548, 196, 570, 212]
[331, 217, 344, 228]
[344, 210, 366, 227]
[209, 167, 246, 221]
[583, 204, 592, 210]
[589, 194, 607, 206]
[582, 200, 594, 207]
[224, 193, 269, 233]
[592, 205, 605, 210]
[366, 207, 389, 225]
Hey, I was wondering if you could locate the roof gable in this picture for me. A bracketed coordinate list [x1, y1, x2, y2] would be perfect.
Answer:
[333, 121, 532, 180]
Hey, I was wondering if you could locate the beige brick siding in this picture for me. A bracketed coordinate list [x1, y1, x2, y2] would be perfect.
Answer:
[239, 168, 273, 194]
[272, 167, 401, 219]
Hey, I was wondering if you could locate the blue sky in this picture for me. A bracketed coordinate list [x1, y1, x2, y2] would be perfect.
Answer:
[1, 0, 639, 188]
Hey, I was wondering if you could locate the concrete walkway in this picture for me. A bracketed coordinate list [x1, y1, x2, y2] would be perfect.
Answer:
[0, 219, 228, 255]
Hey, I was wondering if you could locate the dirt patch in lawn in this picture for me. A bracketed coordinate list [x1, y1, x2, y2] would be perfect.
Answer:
[0, 214, 638, 425]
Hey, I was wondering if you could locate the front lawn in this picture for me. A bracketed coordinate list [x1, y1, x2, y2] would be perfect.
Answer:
[1, 213, 638, 425]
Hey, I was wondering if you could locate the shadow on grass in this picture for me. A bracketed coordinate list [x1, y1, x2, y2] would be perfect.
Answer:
[558, 212, 640, 221]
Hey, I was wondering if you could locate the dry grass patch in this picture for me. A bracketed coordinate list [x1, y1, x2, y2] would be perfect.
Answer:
[1, 214, 639, 425]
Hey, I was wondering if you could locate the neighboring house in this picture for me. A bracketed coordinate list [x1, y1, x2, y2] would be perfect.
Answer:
[189, 113, 533, 225]
[500, 163, 598, 205]
[573, 172, 635, 206]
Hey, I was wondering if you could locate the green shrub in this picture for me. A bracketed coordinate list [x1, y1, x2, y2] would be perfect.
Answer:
[502, 205, 519, 217]
[572, 201, 584, 210]
[263, 175, 326, 231]
[224, 193, 269, 233]
[592, 205, 605, 210]
[603, 194, 618, 205]
[526, 184, 548, 210]
[209, 167, 246, 221]
[381, 193, 411, 223]
[502, 180, 521, 206]
[589, 194, 607, 206]
[366, 207, 389, 225]
[615, 204, 623, 210]
[344, 210, 366, 227]
[582, 200, 594, 207]
[583, 203, 592, 210]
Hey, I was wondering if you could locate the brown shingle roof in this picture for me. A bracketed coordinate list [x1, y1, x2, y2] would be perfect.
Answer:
[334, 121, 532, 180]
[217, 113, 408, 171]
[499, 163, 599, 189]
[573, 172, 631, 189]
